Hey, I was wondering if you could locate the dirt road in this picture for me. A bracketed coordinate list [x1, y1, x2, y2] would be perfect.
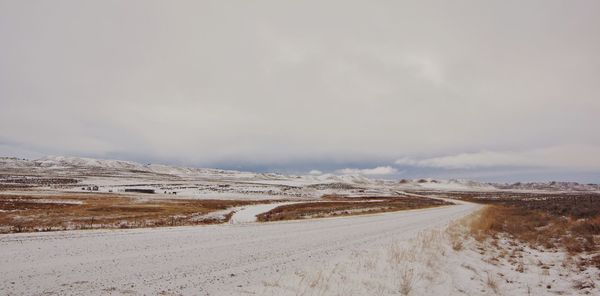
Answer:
[0, 201, 478, 295]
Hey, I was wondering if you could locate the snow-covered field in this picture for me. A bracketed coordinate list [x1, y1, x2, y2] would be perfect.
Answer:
[3, 156, 598, 206]
[0, 202, 475, 295]
[3, 156, 597, 206]
[2, 156, 599, 295]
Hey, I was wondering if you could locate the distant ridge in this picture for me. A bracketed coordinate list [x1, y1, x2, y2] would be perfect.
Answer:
[1, 156, 598, 191]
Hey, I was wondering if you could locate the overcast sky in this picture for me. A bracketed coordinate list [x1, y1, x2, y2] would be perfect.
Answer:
[1, 1, 599, 182]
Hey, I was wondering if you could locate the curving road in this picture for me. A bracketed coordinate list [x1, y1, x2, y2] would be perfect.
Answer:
[0, 201, 478, 295]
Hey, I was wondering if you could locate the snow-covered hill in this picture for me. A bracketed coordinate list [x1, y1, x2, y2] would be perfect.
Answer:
[1, 156, 598, 193]
[1, 156, 273, 181]
[494, 181, 600, 191]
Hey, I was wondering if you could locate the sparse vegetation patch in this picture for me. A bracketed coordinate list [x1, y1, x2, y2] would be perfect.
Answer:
[257, 196, 452, 221]
[0, 193, 268, 233]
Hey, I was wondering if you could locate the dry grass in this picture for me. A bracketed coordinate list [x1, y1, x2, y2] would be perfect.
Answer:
[0, 193, 266, 233]
[445, 214, 475, 252]
[419, 190, 600, 219]
[256, 196, 452, 222]
[399, 268, 416, 295]
[448, 229, 464, 251]
[486, 272, 499, 294]
[468, 205, 600, 268]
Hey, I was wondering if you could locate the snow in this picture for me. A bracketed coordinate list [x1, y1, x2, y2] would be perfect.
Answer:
[2, 157, 598, 200]
[0, 202, 477, 295]
[191, 207, 241, 222]
[3, 156, 599, 295]
[229, 202, 298, 224]
[252, 202, 600, 295]
[395, 178, 497, 191]
[443, 235, 600, 295]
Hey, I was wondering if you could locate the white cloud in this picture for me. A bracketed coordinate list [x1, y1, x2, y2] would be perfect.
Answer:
[336, 166, 398, 175]
[395, 145, 600, 170]
[395, 152, 527, 169]
[308, 170, 323, 175]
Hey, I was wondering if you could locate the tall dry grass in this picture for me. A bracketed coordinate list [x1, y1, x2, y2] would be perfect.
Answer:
[468, 205, 600, 268]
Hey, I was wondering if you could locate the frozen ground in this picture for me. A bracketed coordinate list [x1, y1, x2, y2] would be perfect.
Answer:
[258, 212, 600, 296]
[229, 202, 298, 224]
[0, 202, 475, 295]
[2, 156, 598, 295]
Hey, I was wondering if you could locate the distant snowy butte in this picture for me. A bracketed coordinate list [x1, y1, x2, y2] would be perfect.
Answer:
[395, 178, 600, 192]
[396, 178, 497, 191]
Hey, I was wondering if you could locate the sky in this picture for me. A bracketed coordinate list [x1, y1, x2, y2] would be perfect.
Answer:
[1, 1, 599, 182]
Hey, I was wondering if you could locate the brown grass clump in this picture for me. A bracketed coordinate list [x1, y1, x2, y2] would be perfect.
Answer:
[486, 273, 499, 294]
[449, 230, 464, 251]
[419, 190, 600, 220]
[257, 196, 452, 222]
[399, 268, 416, 295]
[470, 206, 553, 245]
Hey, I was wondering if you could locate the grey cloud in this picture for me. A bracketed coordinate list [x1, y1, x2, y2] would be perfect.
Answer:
[395, 145, 600, 170]
[1, 1, 599, 181]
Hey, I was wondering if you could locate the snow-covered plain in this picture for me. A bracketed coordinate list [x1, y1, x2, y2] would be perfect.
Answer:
[2, 156, 600, 295]
[2, 156, 597, 204]
[0, 202, 475, 295]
